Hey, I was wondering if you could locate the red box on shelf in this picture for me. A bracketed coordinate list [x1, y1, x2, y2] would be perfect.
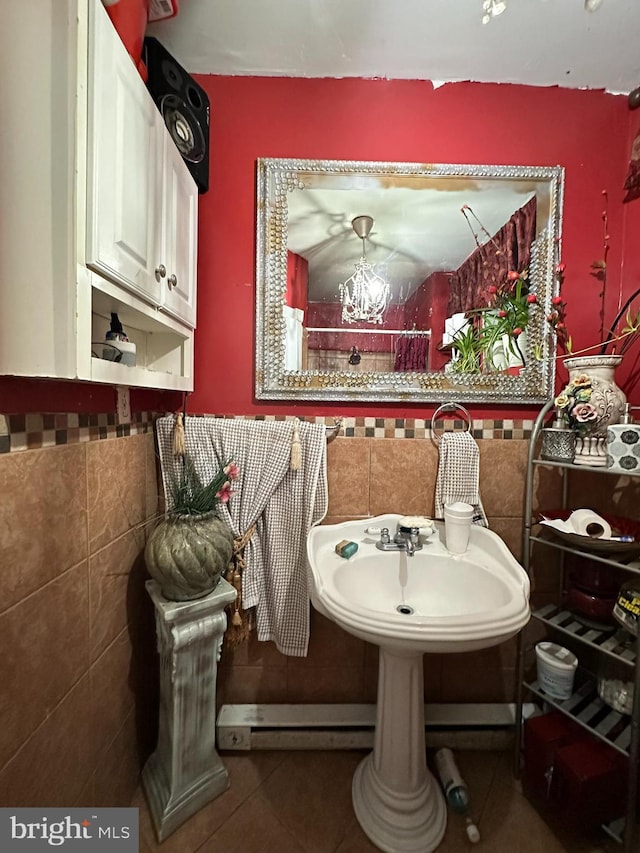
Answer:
[551, 739, 627, 829]
[523, 712, 586, 801]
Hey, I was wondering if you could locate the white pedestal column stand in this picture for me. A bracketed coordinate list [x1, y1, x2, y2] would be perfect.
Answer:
[352, 648, 447, 852]
[142, 578, 237, 841]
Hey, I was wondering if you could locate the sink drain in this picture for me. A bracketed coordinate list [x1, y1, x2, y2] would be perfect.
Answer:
[396, 604, 414, 615]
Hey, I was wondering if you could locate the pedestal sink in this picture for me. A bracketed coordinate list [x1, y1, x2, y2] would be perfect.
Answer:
[306, 514, 530, 853]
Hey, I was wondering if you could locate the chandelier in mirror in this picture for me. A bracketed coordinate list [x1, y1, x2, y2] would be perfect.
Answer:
[338, 215, 391, 325]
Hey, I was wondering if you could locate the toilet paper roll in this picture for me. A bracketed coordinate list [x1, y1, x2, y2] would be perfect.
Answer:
[568, 509, 612, 539]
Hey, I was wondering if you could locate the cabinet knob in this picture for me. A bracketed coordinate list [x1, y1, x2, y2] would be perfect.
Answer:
[167, 274, 178, 290]
[155, 264, 167, 280]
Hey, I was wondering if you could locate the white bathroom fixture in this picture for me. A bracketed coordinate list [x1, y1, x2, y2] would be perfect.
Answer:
[306, 514, 531, 852]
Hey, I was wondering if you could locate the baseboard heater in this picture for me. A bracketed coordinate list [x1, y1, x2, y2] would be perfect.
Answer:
[217, 702, 537, 751]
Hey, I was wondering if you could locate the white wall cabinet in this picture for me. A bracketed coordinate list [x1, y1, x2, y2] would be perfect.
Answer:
[0, 0, 197, 391]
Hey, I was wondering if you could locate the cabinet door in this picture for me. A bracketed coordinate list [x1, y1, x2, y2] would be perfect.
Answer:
[160, 140, 198, 327]
[85, 0, 163, 306]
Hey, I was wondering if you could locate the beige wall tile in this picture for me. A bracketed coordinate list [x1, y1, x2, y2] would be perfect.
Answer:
[531, 462, 564, 513]
[567, 468, 640, 520]
[89, 527, 148, 661]
[90, 628, 136, 755]
[326, 438, 371, 518]
[422, 653, 444, 701]
[295, 611, 366, 668]
[0, 675, 94, 807]
[87, 435, 147, 553]
[0, 444, 87, 611]
[93, 710, 141, 808]
[220, 632, 284, 669]
[369, 438, 438, 517]
[217, 664, 288, 706]
[477, 439, 528, 517]
[285, 666, 366, 703]
[440, 643, 518, 702]
[488, 516, 525, 561]
[145, 431, 160, 521]
[0, 562, 89, 769]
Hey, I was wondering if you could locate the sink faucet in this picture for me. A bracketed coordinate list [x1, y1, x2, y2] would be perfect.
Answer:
[375, 525, 422, 556]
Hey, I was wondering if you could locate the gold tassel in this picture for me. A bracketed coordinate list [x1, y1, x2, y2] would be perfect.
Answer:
[290, 418, 302, 470]
[223, 523, 256, 647]
[173, 412, 185, 457]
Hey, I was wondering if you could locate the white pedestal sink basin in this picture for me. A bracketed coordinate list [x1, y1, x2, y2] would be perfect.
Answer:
[306, 514, 531, 853]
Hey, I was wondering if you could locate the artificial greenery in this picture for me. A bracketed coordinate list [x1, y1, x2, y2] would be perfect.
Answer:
[450, 324, 483, 374]
[169, 453, 239, 516]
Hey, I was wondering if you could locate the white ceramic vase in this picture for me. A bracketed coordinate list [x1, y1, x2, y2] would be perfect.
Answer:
[564, 355, 626, 467]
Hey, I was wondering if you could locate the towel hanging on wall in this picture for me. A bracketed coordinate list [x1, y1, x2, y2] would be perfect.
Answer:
[434, 431, 488, 527]
[155, 415, 328, 656]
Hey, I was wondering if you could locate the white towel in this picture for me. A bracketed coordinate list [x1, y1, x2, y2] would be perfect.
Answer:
[155, 415, 328, 656]
[434, 431, 488, 527]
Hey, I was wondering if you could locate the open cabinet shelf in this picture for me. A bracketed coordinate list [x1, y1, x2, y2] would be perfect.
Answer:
[516, 400, 640, 852]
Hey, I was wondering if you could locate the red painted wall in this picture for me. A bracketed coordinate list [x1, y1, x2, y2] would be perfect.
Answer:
[286, 251, 308, 311]
[0, 375, 179, 415]
[189, 75, 639, 418]
[2, 76, 639, 416]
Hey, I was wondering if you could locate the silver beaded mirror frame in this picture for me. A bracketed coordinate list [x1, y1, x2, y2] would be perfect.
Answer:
[255, 158, 564, 404]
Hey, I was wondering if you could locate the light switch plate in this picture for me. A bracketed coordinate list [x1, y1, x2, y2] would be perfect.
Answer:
[116, 387, 131, 424]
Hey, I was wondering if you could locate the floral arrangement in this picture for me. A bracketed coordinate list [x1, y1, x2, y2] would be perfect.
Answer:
[170, 453, 240, 515]
[449, 268, 537, 374]
[483, 269, 537, 368]
[486, 269, 537, 330]
[554, 373, 598, 434]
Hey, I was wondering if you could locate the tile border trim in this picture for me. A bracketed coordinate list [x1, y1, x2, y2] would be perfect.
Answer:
[0, 412, 535, 454]
[0, 412, 154, 453]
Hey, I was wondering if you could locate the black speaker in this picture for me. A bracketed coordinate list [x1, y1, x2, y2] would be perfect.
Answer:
[143, 36, 210, 193]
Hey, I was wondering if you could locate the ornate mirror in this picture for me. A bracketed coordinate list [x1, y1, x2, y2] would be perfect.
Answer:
[255, 159, 564, 403]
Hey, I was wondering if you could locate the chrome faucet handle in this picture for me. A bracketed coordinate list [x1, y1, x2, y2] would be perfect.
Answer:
[379, 527, 391, 545]
[398, 523, 420, 541]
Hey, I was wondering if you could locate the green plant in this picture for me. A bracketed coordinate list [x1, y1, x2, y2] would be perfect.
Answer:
[169, 453, 239, 516]
[450, 324, 483, 374]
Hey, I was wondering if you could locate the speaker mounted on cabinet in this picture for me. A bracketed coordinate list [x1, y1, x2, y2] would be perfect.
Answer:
[143, 36, 210, 193]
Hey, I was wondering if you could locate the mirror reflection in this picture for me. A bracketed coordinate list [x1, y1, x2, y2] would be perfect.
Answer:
[256, 159, 564, 403]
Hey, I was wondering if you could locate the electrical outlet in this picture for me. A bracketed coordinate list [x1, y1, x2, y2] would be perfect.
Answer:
[116, 387, 131, 424]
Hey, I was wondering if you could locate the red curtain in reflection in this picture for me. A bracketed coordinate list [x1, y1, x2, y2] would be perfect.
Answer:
[447, 195, 537, 315]
[394, 335, 428, 371]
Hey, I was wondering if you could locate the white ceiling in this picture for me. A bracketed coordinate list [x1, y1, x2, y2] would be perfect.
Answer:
[148, 0, 640, 95]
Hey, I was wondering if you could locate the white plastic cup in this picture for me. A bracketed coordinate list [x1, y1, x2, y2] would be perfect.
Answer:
[535, 642, 578, 700]
[443, 501, 474, 554]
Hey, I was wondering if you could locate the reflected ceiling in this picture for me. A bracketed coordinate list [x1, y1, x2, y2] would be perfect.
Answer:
[287, 181, 537, 304]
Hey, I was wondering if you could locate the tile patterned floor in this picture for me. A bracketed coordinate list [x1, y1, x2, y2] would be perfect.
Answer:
[133, 749, 622, 853]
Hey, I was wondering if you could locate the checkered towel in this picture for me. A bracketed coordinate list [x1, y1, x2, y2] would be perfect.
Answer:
[155, 416, 328, 656]
[434, 431, 488, 527]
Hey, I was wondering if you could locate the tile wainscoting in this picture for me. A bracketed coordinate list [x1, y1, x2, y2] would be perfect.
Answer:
[5, 410, 633, 808]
